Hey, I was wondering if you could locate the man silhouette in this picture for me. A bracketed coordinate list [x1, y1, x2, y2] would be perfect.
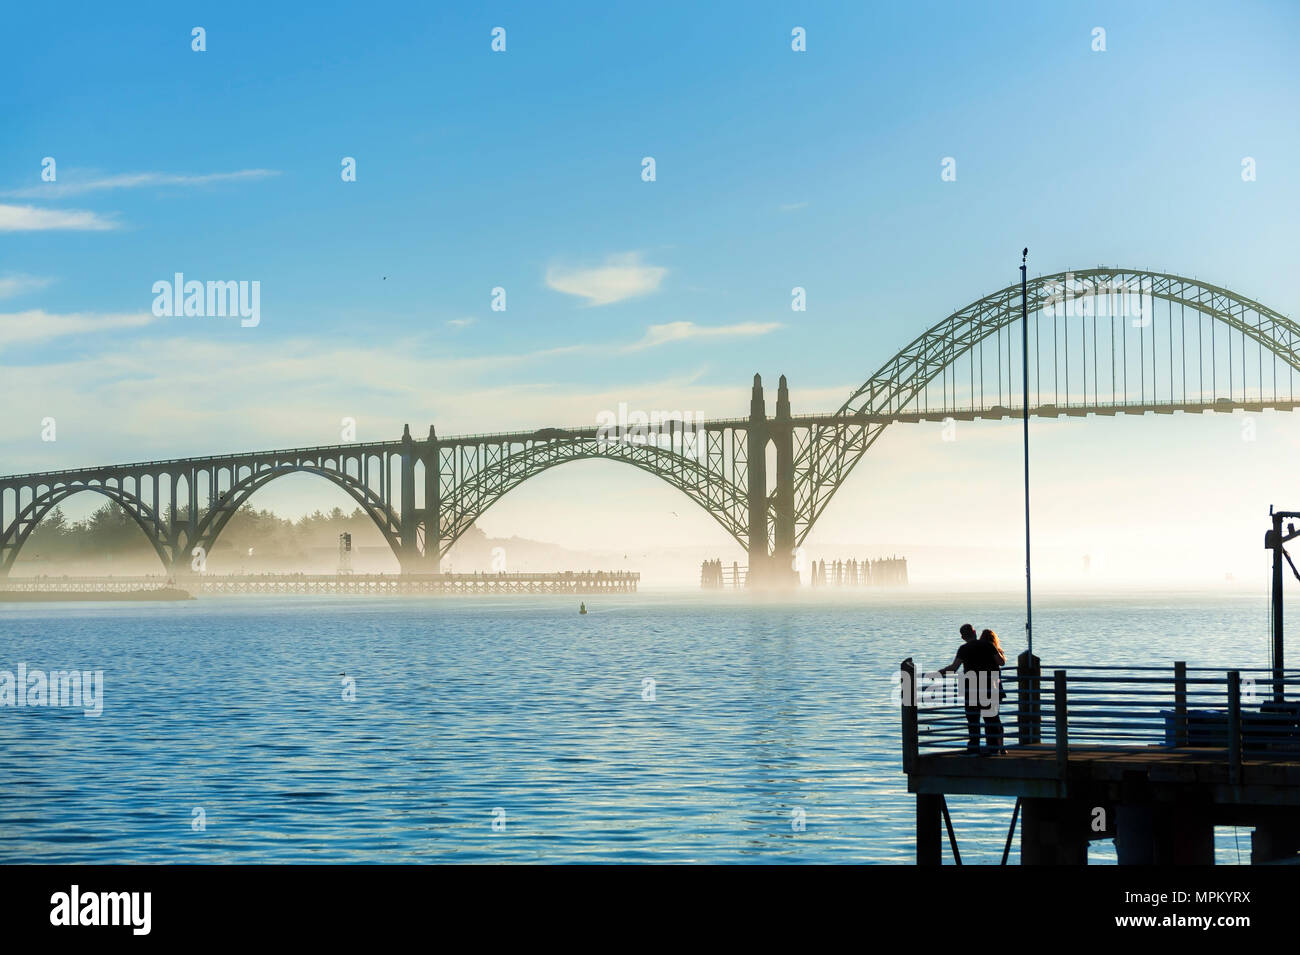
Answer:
[938, 623, 1001, 754]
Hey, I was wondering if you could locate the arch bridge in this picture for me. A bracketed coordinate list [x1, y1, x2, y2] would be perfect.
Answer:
[2, 268, 1296, 583]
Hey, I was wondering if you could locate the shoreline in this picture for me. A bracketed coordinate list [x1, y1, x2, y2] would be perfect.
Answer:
[0, 587, 195, 603]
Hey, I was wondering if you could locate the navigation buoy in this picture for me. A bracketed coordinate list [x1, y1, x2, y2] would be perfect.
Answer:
[579, 602, 587, 615]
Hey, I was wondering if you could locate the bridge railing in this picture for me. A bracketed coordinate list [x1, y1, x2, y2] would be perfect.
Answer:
[0, 441, 407, 483]
[899, 658, 1300, 775]
[0, 420, 756, 483]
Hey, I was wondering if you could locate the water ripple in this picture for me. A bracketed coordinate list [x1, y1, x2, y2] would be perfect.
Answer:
[0, 590, 1269, 862]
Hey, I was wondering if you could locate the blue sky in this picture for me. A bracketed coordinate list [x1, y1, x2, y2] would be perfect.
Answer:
[3, 1, 1299, 585]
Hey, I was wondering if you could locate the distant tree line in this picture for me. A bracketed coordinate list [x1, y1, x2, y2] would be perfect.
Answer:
[20, 501, 384, 567]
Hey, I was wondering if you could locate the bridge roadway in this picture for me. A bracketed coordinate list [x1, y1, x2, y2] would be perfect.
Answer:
[7, 397, 1295, 486]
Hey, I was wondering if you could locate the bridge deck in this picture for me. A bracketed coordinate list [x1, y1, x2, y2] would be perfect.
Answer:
[1, 399, 1296, 482]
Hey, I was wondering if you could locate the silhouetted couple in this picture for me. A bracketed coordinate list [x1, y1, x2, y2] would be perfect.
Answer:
[939, 623, 1006, 755]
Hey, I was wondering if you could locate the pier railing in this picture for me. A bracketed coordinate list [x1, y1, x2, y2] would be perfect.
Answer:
[900, 656, 1300, 775]
[0, 571, 641, 596]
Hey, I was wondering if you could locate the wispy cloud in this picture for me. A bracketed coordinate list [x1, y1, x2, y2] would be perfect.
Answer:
[0, 310, 155, 346]
[779, 201, 809, 212]
[0, 274, 53, 299]
[545, 252, 667, 306]
[522, 320, 783, 358]
[4, 169, 281, 199]
[629, 321, 782, 350]
[0, 204, 117, 231]
[0, 332, 844, 465]
[446, 317, 477, 328]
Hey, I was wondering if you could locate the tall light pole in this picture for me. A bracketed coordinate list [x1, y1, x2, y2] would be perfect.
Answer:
[1267, 508, 1300, 703]
[1021, 248, 1033, 658]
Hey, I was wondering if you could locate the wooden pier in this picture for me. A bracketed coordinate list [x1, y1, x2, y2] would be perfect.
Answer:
[900, 655, 1300, 864]
[0, 571, 640, 596]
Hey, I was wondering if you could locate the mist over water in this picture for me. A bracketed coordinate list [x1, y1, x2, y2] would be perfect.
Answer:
[0, 591, 1278, 863]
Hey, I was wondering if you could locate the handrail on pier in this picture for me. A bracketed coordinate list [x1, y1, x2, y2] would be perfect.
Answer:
[900, 656, 1300, 775]
[1054, 670, 1068, 777]
[900, 658, 918, 773]
[1228, 670, 1242, 784]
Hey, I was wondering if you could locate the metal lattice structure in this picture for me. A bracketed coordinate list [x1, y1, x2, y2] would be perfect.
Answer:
[791, 268, 1300, 549]
[2, 268, 1297, 582]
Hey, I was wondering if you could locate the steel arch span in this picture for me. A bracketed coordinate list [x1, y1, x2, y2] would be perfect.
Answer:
[1, 266, 1296, 584]
[0, 440, 416, 576]
[436, 432, 750, 555]
[786, 267, 1300, 551]
[0, 482, 172, 576]
[187, 464, 406, 568]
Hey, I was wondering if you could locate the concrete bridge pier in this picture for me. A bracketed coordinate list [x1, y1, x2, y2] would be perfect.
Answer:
[746, 375, 770, 587]
[165, 467, 192, 577]
[745, 373, 799, 590]
[398, 424, 421, 573]
[771, 375, 798, 588]
[421, 425, 441, 572]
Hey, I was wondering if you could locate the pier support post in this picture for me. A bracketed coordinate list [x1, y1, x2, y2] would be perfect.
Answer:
[916, 793, 942, 865]
[900, 658, 918, 773]
[1116, 802, 1215, 865]
[1251, 821, 1300, 864]
[1228, 670, 1243, 785]
[746, 374, 769, 587]
[1054, 670, 1069, 778]
[1115, 804, 1155, 864]
[1020, 798, 1088, 865]
[1016, 650, 1041, 745]
[1173, 661, 1188, 746]
[1156, 804, 1214, 864]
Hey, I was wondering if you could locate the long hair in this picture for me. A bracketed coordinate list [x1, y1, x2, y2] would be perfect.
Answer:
[980, 628, 1006, 666]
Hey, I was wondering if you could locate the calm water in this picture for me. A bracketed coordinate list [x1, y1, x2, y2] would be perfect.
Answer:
[0, 590, 1279, 863]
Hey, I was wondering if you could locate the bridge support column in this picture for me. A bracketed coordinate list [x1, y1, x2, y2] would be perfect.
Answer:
[746, 374, 769, 587]
[0, 494, 8, 579]
[423, 426, 441, 572]
[772, 375, 797, 588]
[399, 424, 419, 573]
[167, 469, 190, 577]
[182, 467, 198, 575]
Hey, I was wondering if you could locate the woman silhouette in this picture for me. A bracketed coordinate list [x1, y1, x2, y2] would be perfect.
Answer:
[979, 629, 1006, 754]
